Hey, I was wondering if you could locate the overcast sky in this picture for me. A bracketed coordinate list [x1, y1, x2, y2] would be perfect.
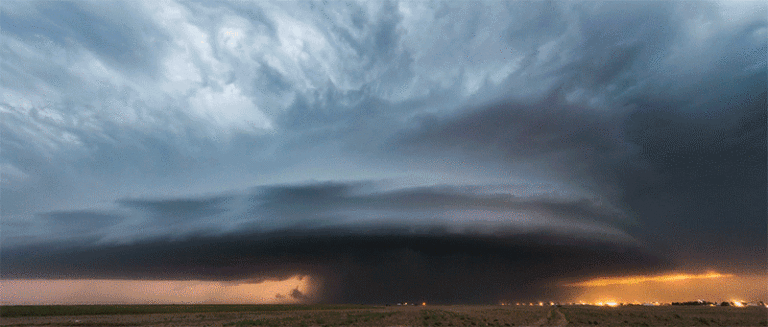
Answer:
[1, 0, 766, 304]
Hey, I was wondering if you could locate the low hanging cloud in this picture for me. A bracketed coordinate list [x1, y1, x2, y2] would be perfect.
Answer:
[3, 182, 638, 248]
[2, 181, 669, 303]
[3, 222, 668, 304]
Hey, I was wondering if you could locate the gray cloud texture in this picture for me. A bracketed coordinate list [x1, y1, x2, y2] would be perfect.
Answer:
[1, 0, 765, 303]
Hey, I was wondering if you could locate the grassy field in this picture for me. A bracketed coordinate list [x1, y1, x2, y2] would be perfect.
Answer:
[559, 305, 767, 327]
[0, 304, 369, 318]
[0, 304, 765, 326]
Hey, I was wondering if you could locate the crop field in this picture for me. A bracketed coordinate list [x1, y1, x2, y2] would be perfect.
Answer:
[1, 304, 765, 327]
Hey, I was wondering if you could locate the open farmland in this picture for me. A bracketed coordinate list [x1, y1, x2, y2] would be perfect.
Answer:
[1, 305, 548, 327]
[1, 304, 766, 327]
[559, 305, 767, 327]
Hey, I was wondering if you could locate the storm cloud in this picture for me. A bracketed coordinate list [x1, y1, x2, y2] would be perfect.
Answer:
[3, 185, 670, 304]
[1, 0, 765, 303]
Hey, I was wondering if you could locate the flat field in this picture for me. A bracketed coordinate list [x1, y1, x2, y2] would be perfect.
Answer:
[560, 305, 767, 326]
[1, 304, 765, 327]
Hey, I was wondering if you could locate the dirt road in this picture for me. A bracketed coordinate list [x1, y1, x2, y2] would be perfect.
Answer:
[530, 306, 568, 327]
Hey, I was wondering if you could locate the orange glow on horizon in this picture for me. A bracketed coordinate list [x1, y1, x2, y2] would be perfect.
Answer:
[0, 276, 313, 305]
[565, 271, 733, 287]
[567, 272, 766, 304]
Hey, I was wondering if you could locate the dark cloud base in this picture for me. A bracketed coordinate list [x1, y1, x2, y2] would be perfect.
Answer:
[395, 73, 768, 273]
[2, 227, 669, 304]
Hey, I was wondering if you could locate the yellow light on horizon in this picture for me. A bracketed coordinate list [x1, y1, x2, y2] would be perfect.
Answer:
[568, 272, 766, 305]
[565, 271, 733, 287]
